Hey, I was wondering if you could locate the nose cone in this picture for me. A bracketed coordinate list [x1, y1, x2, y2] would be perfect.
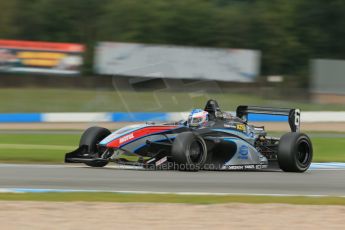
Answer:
[106, 132, 135, 148]
[104, 125, 178, 148]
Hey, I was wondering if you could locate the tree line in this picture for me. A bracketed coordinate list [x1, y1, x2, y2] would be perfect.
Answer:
[0, 0, 344, 79]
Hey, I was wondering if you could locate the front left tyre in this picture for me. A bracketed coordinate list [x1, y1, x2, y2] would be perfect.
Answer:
[79, 126, 111, 167]
[171, 132, 208, 171]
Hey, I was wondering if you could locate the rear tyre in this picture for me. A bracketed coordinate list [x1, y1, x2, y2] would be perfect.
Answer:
[171, 132, 207, 171]
[278, 132, 313, 172]
[79, 126, 111, 167]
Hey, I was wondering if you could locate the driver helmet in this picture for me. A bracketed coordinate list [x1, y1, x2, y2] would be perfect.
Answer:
[187, 109, 209, 127]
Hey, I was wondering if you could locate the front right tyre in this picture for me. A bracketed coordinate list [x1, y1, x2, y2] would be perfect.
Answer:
[278, 132, 313, 172]
[79, 126, 111, 167]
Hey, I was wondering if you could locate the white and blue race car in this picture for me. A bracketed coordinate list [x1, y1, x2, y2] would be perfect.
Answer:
[65, 100, 313, 172]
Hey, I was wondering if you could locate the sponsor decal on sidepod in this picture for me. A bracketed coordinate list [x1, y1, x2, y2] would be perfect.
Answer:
[238, 145, 249, 160]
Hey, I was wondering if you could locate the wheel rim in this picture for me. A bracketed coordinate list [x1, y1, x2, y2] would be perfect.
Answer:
[188, 140, 205, 164]
[297, 139, 311, 166]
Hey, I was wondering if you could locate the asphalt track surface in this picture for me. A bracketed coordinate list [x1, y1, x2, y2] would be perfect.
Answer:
[1, 163, 345, 196]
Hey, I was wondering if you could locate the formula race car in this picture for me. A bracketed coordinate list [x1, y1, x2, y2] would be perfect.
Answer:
[65, 100, 313, 172]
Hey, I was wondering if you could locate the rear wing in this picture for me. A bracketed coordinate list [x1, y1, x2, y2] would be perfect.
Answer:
[236, 105, 301, 132]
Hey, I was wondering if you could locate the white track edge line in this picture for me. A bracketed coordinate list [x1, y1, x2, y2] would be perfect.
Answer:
[0, 188, 345, 198]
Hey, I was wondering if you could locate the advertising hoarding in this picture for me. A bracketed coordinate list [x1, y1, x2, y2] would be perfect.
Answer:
[311, 59, 345, 95]
[95, 42, 260, 82]
[0, 39, 84, 75]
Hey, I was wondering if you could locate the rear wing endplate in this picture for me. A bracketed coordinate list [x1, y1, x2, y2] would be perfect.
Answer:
[236, 105, 301, 132]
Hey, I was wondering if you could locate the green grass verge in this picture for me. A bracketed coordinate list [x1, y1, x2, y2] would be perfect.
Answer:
[0, 192, 345, 205]
[0, 134, 79, 163]
[0, 133, 344, 163]
[2, 88, 345, 112]
[312, 137, 345, 162]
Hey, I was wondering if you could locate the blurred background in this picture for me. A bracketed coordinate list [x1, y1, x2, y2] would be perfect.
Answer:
[0, 0, 344, 114]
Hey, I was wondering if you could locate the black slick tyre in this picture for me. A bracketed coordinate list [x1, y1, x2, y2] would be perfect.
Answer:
[278, 132, 313, 172]
[79, 126, 111, 167]
[171, 132, 207, 171]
